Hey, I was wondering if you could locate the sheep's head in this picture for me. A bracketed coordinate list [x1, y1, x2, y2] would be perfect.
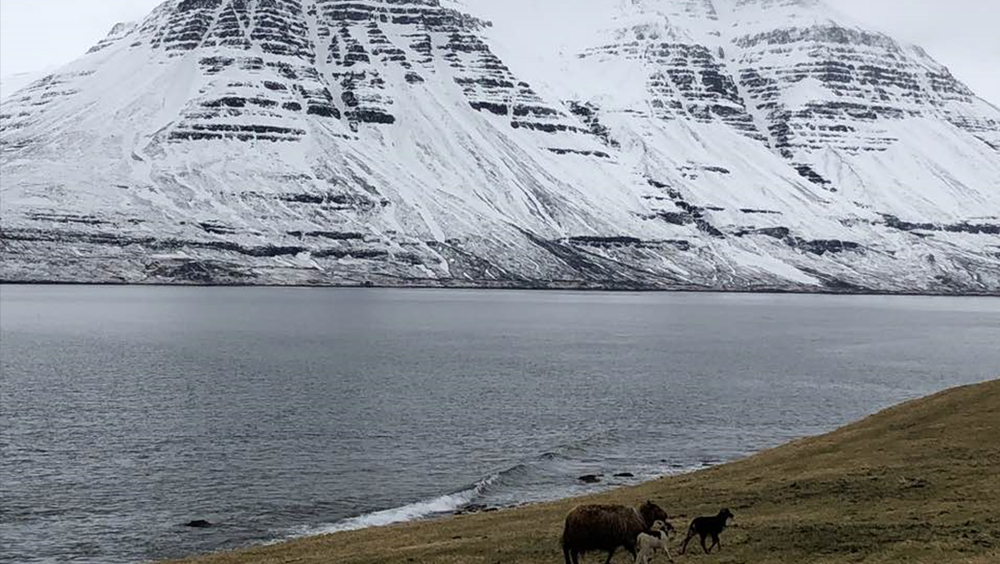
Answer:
[639, 501, 669, 527]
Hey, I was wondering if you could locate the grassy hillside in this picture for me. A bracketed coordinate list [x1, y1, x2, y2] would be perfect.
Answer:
[171, 380, 1000, 564]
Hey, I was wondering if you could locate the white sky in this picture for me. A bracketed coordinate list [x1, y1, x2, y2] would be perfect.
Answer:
[0, 0, 997, 105]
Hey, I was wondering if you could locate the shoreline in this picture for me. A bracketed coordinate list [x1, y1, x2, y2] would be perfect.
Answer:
[270, 461, 711, 546]
[168, 380, 1000, 564]
[2, 280, 998, 298]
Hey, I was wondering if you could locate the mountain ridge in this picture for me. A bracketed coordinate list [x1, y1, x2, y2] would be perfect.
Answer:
[1, 0, 998, 293]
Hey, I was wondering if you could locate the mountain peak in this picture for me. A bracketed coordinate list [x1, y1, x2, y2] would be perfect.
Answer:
[88, 21, 138, 54]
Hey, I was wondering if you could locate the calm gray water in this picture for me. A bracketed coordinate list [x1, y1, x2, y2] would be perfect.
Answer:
[0, 286, 998, 563]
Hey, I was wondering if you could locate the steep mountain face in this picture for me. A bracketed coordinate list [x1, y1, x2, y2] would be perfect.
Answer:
[1, 0, 998, 293]
[547, 0, 1000, 292]
[724, 0, 1000, 216]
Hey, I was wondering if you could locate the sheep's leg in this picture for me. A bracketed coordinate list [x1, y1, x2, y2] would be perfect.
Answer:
[603, 547, 617, 564]
[572, 550, 581, 564]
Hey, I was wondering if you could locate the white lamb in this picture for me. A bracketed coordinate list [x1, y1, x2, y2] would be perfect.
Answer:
[634, 519, 674, 564]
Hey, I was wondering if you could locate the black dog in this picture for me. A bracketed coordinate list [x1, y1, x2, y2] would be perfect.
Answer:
[680, 508, 734, 554]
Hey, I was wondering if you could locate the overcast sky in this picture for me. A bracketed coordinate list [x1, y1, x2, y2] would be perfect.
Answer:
[1, 0, 997, 105]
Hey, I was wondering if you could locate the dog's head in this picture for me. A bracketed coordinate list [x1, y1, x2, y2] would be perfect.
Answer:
[720, 508, 735, 522]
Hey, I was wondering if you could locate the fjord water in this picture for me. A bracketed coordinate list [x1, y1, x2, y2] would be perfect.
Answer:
[1, 287, 998, 564]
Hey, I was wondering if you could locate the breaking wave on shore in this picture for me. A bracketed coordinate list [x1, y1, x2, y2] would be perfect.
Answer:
[286, 448, 710, 540]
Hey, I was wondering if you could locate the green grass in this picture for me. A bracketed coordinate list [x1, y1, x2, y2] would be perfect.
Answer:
[170, 379, 1000, 564]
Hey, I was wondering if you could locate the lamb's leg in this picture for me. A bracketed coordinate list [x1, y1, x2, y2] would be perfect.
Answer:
[662, 539, 675, 562]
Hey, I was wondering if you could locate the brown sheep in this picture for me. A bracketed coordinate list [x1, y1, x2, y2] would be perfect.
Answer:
[562, 501, 670, 564]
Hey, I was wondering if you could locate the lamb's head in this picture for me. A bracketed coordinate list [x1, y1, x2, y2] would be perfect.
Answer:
[650, 519, 674, 535]
[638, 501, 669, 527]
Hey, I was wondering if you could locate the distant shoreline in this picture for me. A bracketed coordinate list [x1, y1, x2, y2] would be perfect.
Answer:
[2, 280, 998, 298]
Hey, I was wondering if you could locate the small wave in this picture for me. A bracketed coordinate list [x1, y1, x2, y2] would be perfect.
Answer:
[546, 429, 620, 457]
[287, 474, 501, 539]
[487, 462, 532, 487]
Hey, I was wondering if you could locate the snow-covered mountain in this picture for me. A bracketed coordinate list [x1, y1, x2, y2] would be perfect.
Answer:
[0, 70, 52, 102]
[1, 0, 998, 292]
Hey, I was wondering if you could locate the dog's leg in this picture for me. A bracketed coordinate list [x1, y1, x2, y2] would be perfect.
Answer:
[707, 532, 720, 553]
[700, 533, 710, 554]
[679, 529, 694, 555]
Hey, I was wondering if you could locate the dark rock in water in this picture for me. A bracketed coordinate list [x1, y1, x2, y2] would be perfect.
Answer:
[454, 504, 488, 515]
[614, 472, 635, 478]
[454, 504, 500, 516]
[184, 519, 213, 528]
[578, 474, 603, 484]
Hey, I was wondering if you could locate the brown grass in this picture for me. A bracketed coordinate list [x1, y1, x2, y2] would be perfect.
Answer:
[169, 379, 1000, 564]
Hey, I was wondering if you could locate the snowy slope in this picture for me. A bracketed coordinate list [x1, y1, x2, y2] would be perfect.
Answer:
[1, 0, 998, 292]
[0, 71, 50, 102]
